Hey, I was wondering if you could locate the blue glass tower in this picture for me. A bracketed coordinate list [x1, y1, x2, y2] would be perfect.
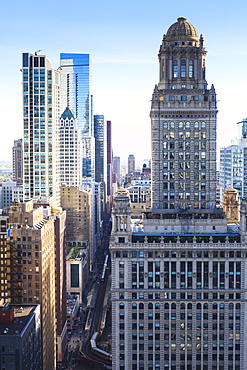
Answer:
[60, 53, 93, 136]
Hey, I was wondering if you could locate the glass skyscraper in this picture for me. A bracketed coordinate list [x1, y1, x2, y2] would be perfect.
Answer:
[60, 53, 94, 178]
[60, 53, 93, 136]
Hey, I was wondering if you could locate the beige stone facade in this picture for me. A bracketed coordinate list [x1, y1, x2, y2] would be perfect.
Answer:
[61, 186, 91, 243]
[7, 200, 56, 370]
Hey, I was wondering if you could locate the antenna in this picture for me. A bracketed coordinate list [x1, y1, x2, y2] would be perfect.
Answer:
[35, 50, 42, 55]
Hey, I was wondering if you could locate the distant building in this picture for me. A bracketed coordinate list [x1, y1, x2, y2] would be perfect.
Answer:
[60, 108, 82, 187]
[22, 52, 60, 206]
[128, 154, 135, 174]
[113, 156, 121, 185]
[61, 185, 91, 243]
[107, 121, 113, 209]
[94, 115, 107, 215]
[12, 139, 23, 183]
[0, 304, 41, 369]
[220, 137, 247, 200]
[0, 180, 23, 210]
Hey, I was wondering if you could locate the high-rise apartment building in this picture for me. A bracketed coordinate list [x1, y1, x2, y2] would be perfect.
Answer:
[12, 139, 23, 183]
[110, 18, 247, 370]
[128, 154, 135, 174]
[22, 53, 60, 206]
[151, 17, 217, 210]
[60, 107, 82, 186]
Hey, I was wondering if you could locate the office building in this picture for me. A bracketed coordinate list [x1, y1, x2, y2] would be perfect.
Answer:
[7, 200, 56, 370]
[0, 180, 23, 209]
[66, 246, 89, 303]
[128, 154, 135, 174]
[32, 196, 67, 364]
[110, 190, 247, 370]
[60, 54, 95, 180]
[60, 185, 91, 243]
[60, 107, 82, 187]
[151, 18, 217, 210]
[94, 115, 107, 190]
[0, 304, 42, 369]
[60, 53, 92, 136]
[107, 120, 113, 209]
[110, 17, 247, 370]
[220, 120, 247, 201]
[113, 156, 121, 185]
[12, 139, 23, 183]
[22, 53, 60, 206]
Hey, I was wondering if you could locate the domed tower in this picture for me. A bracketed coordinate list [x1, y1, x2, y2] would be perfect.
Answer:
[151, 17, 217, 210]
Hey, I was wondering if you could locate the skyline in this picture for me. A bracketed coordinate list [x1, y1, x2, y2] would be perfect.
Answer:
[1, 0, 247, 164]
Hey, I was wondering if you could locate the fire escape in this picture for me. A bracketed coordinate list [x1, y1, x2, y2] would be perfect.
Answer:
[6, 235, 23, 303]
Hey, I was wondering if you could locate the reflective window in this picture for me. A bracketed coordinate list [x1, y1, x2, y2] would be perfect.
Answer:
[181, 59, 186, 78]
[189, 60, 194, 78]
[173, 60, 178, 78]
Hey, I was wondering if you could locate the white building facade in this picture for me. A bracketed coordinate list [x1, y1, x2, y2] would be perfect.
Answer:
[22, 53, 61, 206]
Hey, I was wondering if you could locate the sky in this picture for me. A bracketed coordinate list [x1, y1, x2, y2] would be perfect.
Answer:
[1, 0, 247, 168]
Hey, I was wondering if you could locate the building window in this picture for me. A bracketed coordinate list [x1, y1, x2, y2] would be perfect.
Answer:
[173, 60, 178, 78]
[181, 59, 186, 78]
[189, 60, 194, 78]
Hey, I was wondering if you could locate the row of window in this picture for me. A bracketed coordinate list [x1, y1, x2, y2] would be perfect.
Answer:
[119, 302, 241, 310]
[116, 250, 243, 258]
[172, 59, 194, 78]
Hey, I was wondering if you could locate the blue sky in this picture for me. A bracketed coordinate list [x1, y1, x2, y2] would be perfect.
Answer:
[1, 0, 247, 167]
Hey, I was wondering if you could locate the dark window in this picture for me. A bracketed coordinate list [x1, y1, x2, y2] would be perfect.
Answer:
[71, 264, 79, 287]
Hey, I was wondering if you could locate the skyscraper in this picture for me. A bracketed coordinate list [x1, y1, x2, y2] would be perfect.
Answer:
[110, 18, 247, 370]
[113, 156, 121, 185]
[60, 53, 95, 179]
[128, 154, 135, 174]
[94, 114, 107, 215]
[107, 120, 113, 208]
[12, 139, 23, 183]
[151, 17, 217, 210]
[22, 53, 60, 206]
[60, 107, 82, 186]
[60, 53, 92, 136]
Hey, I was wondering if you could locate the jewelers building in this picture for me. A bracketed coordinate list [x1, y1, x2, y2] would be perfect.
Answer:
[110, 18, 247, 370]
